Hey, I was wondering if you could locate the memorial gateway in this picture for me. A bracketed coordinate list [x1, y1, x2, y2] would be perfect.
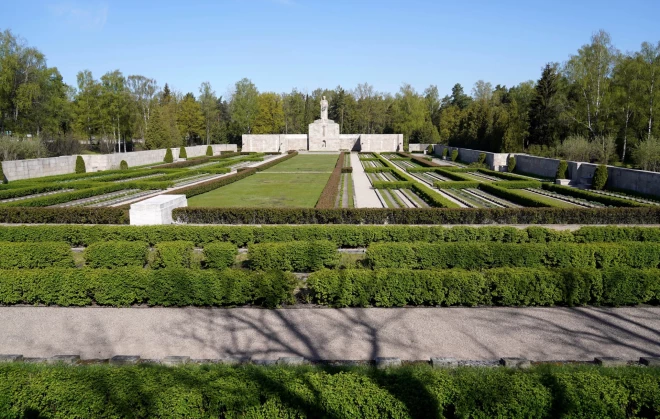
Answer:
[242, 96, 404, 153]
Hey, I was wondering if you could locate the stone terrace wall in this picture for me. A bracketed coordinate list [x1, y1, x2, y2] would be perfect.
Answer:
[434, 145, 509, 171]
[515, 155, 560, 179]
[360, 134, 403, 152]
[408, 143, 431, 152]
[1, 144, 237, 182]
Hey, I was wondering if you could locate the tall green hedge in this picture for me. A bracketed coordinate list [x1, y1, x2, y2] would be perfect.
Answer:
[366, 242, 660, 269]
[0, 241, 74, 269]
[0, 267, 296, 307]
[75, 156, 86, 174]
[84, 241, 149, 268]
[248, 240, 339, 271]
[308, 267, 660, 307]
[556, 160, 568, 179]
[0, 364, 658, 418]
[203, 242, 238, 269]
[593, 164, 609, 190]
[507, 155, 516, 172]
[152, 241, 194, 268]
[451, 149, 459, 161]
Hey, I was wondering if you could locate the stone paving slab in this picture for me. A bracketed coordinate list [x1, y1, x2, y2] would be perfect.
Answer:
[1, 306, 658, 361]
[350, 153, 383, 208]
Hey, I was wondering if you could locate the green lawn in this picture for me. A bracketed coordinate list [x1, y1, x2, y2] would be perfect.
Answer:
[513, 189, 578, 208]
[188, 172, 332, 207]
[261, 154, 338, 172]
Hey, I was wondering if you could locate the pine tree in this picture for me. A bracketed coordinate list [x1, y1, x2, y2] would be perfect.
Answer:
[528, 64, 561, 148]
[75, 156, 86, 173]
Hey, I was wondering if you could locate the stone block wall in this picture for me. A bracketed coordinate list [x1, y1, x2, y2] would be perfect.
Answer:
[515, 155, 560, 178]
[408, 143, 431, 152]
[434, 145, 509, 171]
[360, 134, 403, 152]
[1, 144, 237, 181]
[339, 135, 360, 151]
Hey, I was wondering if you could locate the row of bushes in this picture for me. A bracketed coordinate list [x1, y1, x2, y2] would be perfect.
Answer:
[249, 240, 338, 271]
[367, 241, 660, 270]
[1, 363, 658, 418]
[315, 152, 344, 208]
[0, 207, 128, 224]
[479, 183, 553, 207]
[2, 183, 130, 207]
[0, 184, 72, 200]
[172, 206, 660, 225]
[308, 267, 660, 307]
[542, 183, 646, 207]
[0, 268, 295, 307]
[434, 181, 480, 189]
[2, 225, 659, 247]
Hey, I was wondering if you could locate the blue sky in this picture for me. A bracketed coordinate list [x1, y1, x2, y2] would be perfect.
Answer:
[3, 0, 660, 98]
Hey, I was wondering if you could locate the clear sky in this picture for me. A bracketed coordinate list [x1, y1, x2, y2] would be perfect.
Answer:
[3, 0, 660, 98]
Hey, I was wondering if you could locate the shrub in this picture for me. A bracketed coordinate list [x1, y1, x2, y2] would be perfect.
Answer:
[119, 160, 128, 170]
[206, 145, 213, 156]
[248, 240, 339, 271]
[593, 164, 608, 190]
[550, 370, 630, 418]
[451, 149, 459, 162]
[0, 161, 4, 183]
[164, 148, 173, 163]
[84, 241, 149, 268]
[427, 144, 434, 153]
[0, 241, 74, 269]
[179, 146, 187, 159]
[542, 183, 645, 207]
[434, 181, 480, 189]
[442, 147, 448, 157]
[316, 153, 344, 208]
[0, 207, 128, 224]
[478, 152, 486, 165]
[75, 156, 86, 174]
[203, 242, 238, 269]
[556, 160, 568, 179]
[507, 155, 516, 172]
[152, 241, 194, 268]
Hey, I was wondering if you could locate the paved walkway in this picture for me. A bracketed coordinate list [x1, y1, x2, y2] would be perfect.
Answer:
[1, 306, 658, 361]
[350, 153, 383, 208]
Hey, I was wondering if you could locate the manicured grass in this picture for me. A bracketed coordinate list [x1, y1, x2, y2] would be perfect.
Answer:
[187, 172, 332, 207]
[261, 154, 338, 172]
[514, 189, 578, 208]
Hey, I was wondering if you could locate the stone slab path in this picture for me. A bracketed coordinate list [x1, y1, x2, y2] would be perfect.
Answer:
[350, 153, 383, 208]
[1, 306, 658, 361]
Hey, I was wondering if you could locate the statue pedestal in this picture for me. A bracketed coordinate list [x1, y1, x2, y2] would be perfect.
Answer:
[308, 119, 341, 151]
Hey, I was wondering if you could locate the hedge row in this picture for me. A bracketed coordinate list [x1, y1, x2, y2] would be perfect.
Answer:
[0, 268, 295, 307]
[2, 184, 129, 207]
[479, 183, 551, 207]
[0, 207, 127, 224]
[5, 225, 660, 247]
[364, 167, 393, 173]
[315, 152, 344, 208]
[367, 242, 660, 269]
[434, 181, 480, 189]
[478, 168, 532, 181]
[491, 180, 542, 189]
[153, 156, 214, 169]
[248, 240, 338, 271]
[172, 206, 660, 225]
[371, 181, 414, 189]
[0, 242, 74, 269]
[308, 267, 660, 307]
[0, 184, 71, 200]
[542, 183, 646, 207]
[170, 168, 257, 198]
[1, 363, 658, 418]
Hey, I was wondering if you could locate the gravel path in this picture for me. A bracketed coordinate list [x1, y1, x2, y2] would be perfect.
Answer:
[350, 153, 383, 208]
[1, 306, 658, 361]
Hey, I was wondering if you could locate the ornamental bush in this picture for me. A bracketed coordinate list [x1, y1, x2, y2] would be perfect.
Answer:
[151, 241, 194, 268]
[203, 242, 238, 269]
[84, 241, 149, 268]
[119, 160, 128, 170]
[164, 148, 173, 163]
[451, 149, 459, 162]
[478, 152, 486, 165]
[206, 145, 213, 156]
[0, 241, 74, 269]
[593, 164, 608, 190]
[556, 160, 568, 179]
[507, 155, 516, 172]
[75, 155, 86, 174]
[248, 240, 339, 271]
[179, 146, 187, 159]
[442, 147, 448, 157]
[427, 144, 434, 154]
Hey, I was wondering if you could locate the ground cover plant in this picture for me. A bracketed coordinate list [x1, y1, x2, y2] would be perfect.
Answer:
[0, 363, 658, 418]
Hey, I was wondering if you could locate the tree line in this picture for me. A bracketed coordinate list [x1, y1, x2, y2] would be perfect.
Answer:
[1, 28, 660, 170]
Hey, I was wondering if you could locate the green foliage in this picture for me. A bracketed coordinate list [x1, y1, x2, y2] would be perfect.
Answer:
[442, 147, 448, 157]
[179, 146, 187, 159]
[75, 156, 86, 174]
[451, 149, 459, 161]
[203, 242, 238, 269]
[556, 160, 568, 179]
[542, 183, 645, 207]
[0, 241, 74, 269]
[366, 241, 660, 270]
[119, 160, 128, 170]
[315, 152, 344, 209]
[427, 144, 434, 153]
[152, 241, 194, 268]
[478, 168, 531, 181]
[434, 181, 480, 189]
[479, 183, 551, 207]
[492, 180, 543, 189]
[372, 181, 415, 189]
[0, 207, 127, 224]
[248, 240, 339, 271]
[507, 155, 516, 172]
[164, 147, 173, 163]
[593, 164, 608, 190]
[206, 145, 213, 156]
[84, 241, 149, 268]
[478, 152, 486, 164]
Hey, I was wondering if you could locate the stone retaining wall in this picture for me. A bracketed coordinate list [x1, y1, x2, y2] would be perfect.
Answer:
[408, 143, 431, 152]
[242, 134, 401, 152]
[434, 145, 509, 171]
[1, 144, 237, 181]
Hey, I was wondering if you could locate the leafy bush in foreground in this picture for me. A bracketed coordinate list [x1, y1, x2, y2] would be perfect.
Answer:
[248, 240, 339, 271]
[84, 240, 149, 268]
[0, 241, 74, 269]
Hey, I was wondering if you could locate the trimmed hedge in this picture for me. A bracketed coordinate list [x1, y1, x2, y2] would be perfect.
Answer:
[152, 241, 195, 268]
[0, 364, 658, 418]
[542, 183, 645, 207]
[75, 156, 86, 174]
[206, 145, 213, 156]
[2, 184, 129, 208]
[0, 184, 71, 200]
[316, 152, 344, 208]
[164, 148, 173, 163]
[366, 242, 660, 270]
[478, 168, 531, 181]
[451, 149, 459, 161]
[491, 180, 542, 189]
[154, 156, 212, 169]
[203, 242, 238, 269]
[372, 181, 415, 189]
[593, 164, 608, 190]
[120, 160, 128, 170]
[0, 242, 74, 269]
[556, 160, 568, 179]
[507, 155, 516, 172]
[0, 268, 296, 307]
[84, 241, 149, 268]
[248, 240, 339, 271]
[179, 146, 187, 159]
[434, 181, 480, 189]
[308, 267, 660, 307]
[478, 183, 553, 207]
[173, 206, 660, 225]
[0, 207, 128, 224]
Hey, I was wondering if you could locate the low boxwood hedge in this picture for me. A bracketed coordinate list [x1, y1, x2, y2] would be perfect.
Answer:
[542, 183, 645, 207]
[0, 241, 74, 269]
[203, 242, 238, 269]
[315, 152, 344, 209]
[366, 241, 660, 270]
[248, 240, 339, 271]
[308, 267, 660, 307]
[0, 207, 127, 224]
[1, 364, 659, 418]
[152, 241, 195, 269]
[84, 241, 149, 268]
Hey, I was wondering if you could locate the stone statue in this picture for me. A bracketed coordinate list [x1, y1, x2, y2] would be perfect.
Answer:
[320, 96, 328, 120]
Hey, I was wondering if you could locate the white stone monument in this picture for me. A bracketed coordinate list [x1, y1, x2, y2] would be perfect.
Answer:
[129, 194, 188, 225]
[308, 96, 341, 151]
